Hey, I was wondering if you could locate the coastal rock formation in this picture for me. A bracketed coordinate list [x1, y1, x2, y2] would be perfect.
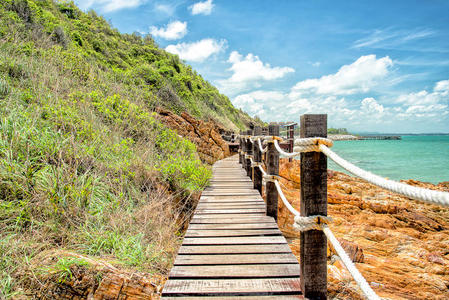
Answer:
[276, 159, 449, 299]
[156, 108, 230, 164]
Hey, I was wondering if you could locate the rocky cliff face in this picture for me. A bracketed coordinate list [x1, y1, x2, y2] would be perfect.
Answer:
[156, 108, 230, 164]
[276, 158, 449, 299]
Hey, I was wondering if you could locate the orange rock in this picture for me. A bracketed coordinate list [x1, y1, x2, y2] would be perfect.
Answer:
[277, 158, 449, 299]
[156, 107, 230, 164]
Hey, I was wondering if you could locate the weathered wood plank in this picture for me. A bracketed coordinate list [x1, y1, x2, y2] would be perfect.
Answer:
[162, 278, 301, 295]
[195, 205, 266, 211]
[188, 223, 278, 230]
[174, 254, 298, 265]
[178, 244, 293, 254]
[203, 188, 259, 192]
[197, 203, 265, 207]
[169, 264, 300, 278]
[195, 209, 266, 214]
[191, 213, 266, 218]
[182, 236, 287, 245]
[185, 229, 281, 237]
[190, 217, 274, 224]
[163, 296, 303, 300]
[200, 195, 265, 203]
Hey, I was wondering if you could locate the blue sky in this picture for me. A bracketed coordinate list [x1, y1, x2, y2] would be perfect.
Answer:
[75, 0, 449, 133]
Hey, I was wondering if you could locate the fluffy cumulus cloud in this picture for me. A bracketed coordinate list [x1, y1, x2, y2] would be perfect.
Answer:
[190, 0, 214, 15]
[395, 79, 449, 119]
[150, 21, 187, 40]
[361, 97, 384, 114]
[291, 55, 393, 96]
[218, 51, 294, 95]
[165, 39, 226, 62]
[231, 54, 448, 131]
[76, 0, 145, 12]
[232, 91, 285, 116]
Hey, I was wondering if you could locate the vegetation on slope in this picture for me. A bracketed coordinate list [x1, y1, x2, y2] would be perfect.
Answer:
[0, 0, 254, 297]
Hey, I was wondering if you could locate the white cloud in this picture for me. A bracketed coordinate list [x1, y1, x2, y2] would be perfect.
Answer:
[396, 79, 449, 105]
[190, 0, 214, 15]
[361, 97, 384, 114]
[291, 55, 393, 96]
[150, 21, 187, 40]
[232, 91, 285, 117]
[76, 0, 145, 12]
[218, 51, 294, 95]
[165, 38, 226, 62]
[434, 79, 449, 95]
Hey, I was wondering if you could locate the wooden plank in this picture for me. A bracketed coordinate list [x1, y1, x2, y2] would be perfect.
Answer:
[190, 217, 274, 224]
[185, 229, 281, 237]
[169, 264, 300, 279]
[199, 197, 263, 202]
[174, 254, 298, 265]
[182, 236, 287, 245]
[195, 209, 266, 214]
[188, 223, 279, 230]
[191, 214, 266, 219]
[163, 296, 303, 300]
[162, 278, 301, 295]
[178, 244, 293, 254]
[191, 215, 273, 221]
[203, 189, 259, 193]
[196, 202, 266, 207]
[196, 205, 266, 210]
[208, 182, 254, 186]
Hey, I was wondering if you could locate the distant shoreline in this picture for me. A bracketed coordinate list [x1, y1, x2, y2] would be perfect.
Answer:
[329, 133, 449, 141]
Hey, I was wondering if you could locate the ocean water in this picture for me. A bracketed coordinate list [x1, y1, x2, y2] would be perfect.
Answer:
[327, 135, 449, 184]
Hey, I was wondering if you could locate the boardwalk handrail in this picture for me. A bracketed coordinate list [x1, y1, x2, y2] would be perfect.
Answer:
[239, 115, 449, 300]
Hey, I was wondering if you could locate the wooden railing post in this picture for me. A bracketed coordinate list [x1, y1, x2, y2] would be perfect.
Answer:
[252, 126, 262, 194]
[300, 114, 328, 299]
[266, 124, 279, 220]
[239, 130, 243, 164]
[245, 129, 253, 178]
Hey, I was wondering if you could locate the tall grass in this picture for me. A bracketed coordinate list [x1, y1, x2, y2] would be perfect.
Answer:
[0, 6, 211, 296]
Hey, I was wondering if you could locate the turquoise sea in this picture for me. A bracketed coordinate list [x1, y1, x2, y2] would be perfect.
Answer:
[327, 135, 449, 184]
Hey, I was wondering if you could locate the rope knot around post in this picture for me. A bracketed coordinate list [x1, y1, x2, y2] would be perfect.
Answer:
[251, 161, 263, 168]
[293, 215, 333, 232]
[263, 174, 282, 183]
[263, 135, 284, 144]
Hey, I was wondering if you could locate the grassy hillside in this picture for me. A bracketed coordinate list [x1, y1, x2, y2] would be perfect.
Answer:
[0, 0, 254, 297]
[0, 0, 255, 130]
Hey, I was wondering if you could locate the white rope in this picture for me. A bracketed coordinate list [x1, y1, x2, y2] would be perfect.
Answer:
[274, 140, 300, 157]
[294, 137, 333, 147]
[263, 174, 281, 183]
[274, 180, 300, 216]
[257, 138, 267, 153]
[320, 144, 449, 206]
[323, 226, 381, 300]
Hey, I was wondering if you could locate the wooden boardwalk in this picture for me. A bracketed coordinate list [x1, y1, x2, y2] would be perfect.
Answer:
[162, 155, 302, 299]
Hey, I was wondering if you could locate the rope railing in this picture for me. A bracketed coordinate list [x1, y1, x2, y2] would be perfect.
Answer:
[319, 144, 449, 206]
[252, 136, 449, 207]
[239, 117, 448, 299]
